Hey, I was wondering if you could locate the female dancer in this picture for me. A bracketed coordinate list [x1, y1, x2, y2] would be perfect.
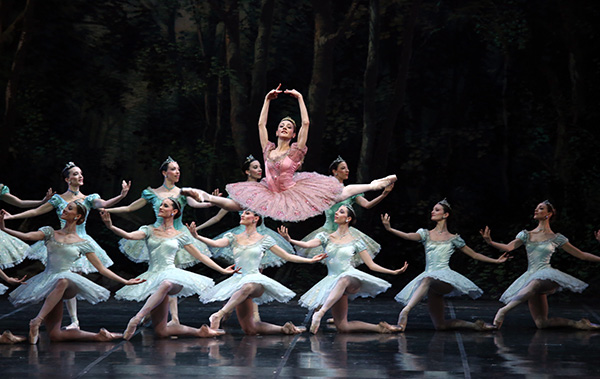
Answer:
[187, 85, 397, 222]
[298, 155, 393, 258]
[280, 205, 408, 334]
[481, 200, 600, 329]
[1, 183, 54, 269]
[101, 198, 238, 340]
[382, 199, 508, 331]
[103, 157, 214, 326]
[1, 204, 144, 344]
[4, 162, 130, 330]
[187, 210, 327, 335]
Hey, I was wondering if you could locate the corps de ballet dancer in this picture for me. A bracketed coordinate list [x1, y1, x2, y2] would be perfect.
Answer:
[185, 85, 397, 222]
[4, 162, 130, 330]
[103, 156, 214, 326]
[187, 210, 327, 335]
[101, 198, 238, 340]
[280, 205, 408, 334]
[1, 204, 144, 344]
[481, 200, 600, 330]
[297, 155, 393, 258]
[382, 199, 508, 331]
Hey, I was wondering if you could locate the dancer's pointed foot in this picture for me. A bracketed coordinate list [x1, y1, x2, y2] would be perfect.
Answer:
[198, 324, 225, 337]
[28, 317, 43, 344]
[63, 320, 80, 330]
[98, 328, 123, 341]
[493, 309, 506, 330]
[474, 319, 498, 331]
[574, 318, 600, 330]
[310, 310, 325, 334]
[282, 321, 306, 335]
[209, 310, 226, 330]
[397, 309, 409, 331]
[123, 316, 142, 341]
[166, 319, 180, 328]
[378, 321, 403, 333]
[370, 175, 397, 190]
[0, 330, 26, 344]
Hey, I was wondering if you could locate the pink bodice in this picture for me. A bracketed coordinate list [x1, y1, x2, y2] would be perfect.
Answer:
[263, 142, 307, 193]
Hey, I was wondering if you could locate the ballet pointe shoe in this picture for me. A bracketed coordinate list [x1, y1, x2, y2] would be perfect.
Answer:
[63, 320, 80, 330]
[474, 319, 498, 331]
[574, 318, 600, 330]
[209, 310, 226, 330]
[378, 321, 403, 333]
[123, 316, 142, 341]
[369, 175, 397, 191]
[282, 321, 306, 335]
[397, 309, 409, 331]
[98, 328, 123, 341]
[310, 310, 325, 334]
[0, 330, 26, 344]
[28, 317, 43, 345]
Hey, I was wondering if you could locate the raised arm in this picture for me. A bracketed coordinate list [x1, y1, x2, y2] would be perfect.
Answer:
[4, 202, 54, 220]
[196, 209, 229, 230]
[186, 222, 230, 247]
[100, 210, 146, 240]
[285, 89, 309, 150]
[360, 250, 408, 275]
[561, 242, 600, 263]
[480, 226, 523, 252]
[459, 245, 510, 264]
[277, 226, 322, 249]
[258, 84, 282, 150]
[268, 244, 326, 264]
[381, 214, 421, 241]
[103, 197, 147, 214]
[182, 244, 238, 275]
[93, 180, 131, 209]
[85, 252, 144, 285]
[1, 187, 54, 208]
[355, 184, 394, 209]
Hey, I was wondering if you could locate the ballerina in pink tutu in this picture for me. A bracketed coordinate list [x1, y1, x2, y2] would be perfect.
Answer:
[187, 85, 397, 222]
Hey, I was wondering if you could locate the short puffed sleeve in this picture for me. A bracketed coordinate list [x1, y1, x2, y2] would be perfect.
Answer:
[138, 225, 152, 238]
[48, 194, 63, 209]
[416, 228, 429, 243]
[516, 230, 528, 243]
[554, 234, 569, 247]
[261, 235, 276, 250]
[288, 142, 308, 163]
[262, 141, 276, 155]
[177, 232, 194, 248]
[353, 239, 367, 253]
[77, 241, 95, 257]
[0, 184, 9, 197]
[38, 226, 55, 242]
[223, 232, 237, 245]
[84, 194, 101, 210]
[452, 235, 466, 249]
[141, 188, 157, 202]
[315, 232, 329, 245]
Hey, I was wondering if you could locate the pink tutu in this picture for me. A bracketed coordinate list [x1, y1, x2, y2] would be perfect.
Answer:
[226, 142, 343, 222]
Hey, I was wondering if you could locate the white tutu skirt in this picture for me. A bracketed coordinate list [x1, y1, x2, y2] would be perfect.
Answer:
[0, 230, 28, 269]
[200, 273, 295, 305]
[394, 269, 483, 305]
[0, 283, 7, 295]
[299, 268, 391, 310]
[26, 237, 113, 274]
[9, 270, 110, 306]
[119, 228, 211, 269]
[499, 267, 588, 304]
[115, 267, 214, 302]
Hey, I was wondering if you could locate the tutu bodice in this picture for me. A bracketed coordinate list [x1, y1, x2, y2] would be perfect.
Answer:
[43, 228, 92, 272]
[317, 232, 367, 273]
[226, 233, 276, 275]
[498, 231, 586, 303]
[0, 184, 29, 269]
[143, 227, 184, 271]
[419, 229, 464, 271]
[263, 142, 306, 192]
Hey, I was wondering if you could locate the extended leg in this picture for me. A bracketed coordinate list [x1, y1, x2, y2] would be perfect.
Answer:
[236, 298, 303, 335]
[191, 189, 243, 212]
[528, 293, 600, 330]
[152, 296, 222, 338]
[338, 175, 397, 201]
[397, 277, 436, 330]
[330, 295, 397, 333]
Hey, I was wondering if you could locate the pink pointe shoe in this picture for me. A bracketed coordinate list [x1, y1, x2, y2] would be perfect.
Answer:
[370, 175, 397, 190]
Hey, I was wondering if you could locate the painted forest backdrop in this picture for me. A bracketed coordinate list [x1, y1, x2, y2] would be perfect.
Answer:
[2, 0, 600, 299]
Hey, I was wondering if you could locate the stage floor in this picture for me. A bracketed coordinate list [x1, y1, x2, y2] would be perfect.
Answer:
[1, 297, 600, 378]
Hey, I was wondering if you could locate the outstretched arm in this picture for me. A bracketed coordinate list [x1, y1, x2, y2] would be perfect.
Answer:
[459, 245, 510, 264]
[100, 210, 146, 240]
[0, 210, 45, 241]
[1, 188, 54, 208]
[268, 245, 326, 264]
[480, 226, 523, 252]
[93, 180, 131, 208]
[196, 209, 229, 230]
[381, 214, 421, 241]
[561, 242, 600, 263]
[258, 84, 282, 150]
[186, 222, 230, 247]
[278, 226, 322, 248]
[354, 184, 394, 209]
[103, 197, 147, 214]
[285, 89, 309, 150]
[4, 202, 54, 220]
[182, 244, 238, 275]
[360, 250, 408, 275]
[0, 269, 27, 286]
[85, 252, 145, 285]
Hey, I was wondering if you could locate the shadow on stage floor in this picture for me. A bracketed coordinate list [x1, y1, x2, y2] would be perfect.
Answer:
[1, 297, 600, 378]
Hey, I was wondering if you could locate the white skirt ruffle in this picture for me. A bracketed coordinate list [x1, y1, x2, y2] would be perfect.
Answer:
[499, 267, 587, 304]
[200, 273, 295, 305]
[394, 269, 483, 305]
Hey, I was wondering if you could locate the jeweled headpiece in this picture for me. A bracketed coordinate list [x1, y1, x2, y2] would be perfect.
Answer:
[280, 116, 296, 128]
[244, 154, 256, 164]
[542, 200, 555, 211]
[343, 203, 356, 214]
[161, 156, 176, 170]
[62, 162, 77, 175]
[331, 155, 345, 166]
[438, 198, 451, 210]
